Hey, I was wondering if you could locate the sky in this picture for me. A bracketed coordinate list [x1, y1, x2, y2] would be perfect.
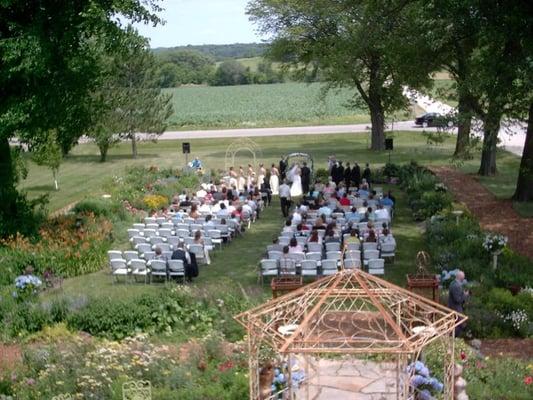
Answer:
[134, 0, 264, 48]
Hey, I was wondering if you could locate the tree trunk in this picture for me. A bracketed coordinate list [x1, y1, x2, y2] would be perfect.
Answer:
[0, 136, 17, 236]
[454, 91, 472, 158]
[478, 111, 501, 176]
[369, 104, 385, 151]
[98, 143, 109, 162]
[512, 102, 533, 201]
[131, 133, 137, 158]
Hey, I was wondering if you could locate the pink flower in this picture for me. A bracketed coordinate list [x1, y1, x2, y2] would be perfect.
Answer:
[460, 351, 466, 361]
[524, 376, 533, 385]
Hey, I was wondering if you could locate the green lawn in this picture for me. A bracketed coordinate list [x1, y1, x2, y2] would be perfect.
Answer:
[19, 131, 525, 213]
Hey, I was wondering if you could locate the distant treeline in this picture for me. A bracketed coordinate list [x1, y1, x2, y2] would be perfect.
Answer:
[152, 42, 267, 61]
[152, 43, 321, 88]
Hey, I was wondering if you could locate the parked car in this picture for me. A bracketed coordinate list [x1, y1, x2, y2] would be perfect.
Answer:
[415, 112, 455, 128]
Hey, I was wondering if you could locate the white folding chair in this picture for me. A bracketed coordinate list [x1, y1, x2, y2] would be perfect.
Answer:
[130, 236, 147, 246]
[367, 258, 385, 275]
[343, 258, 361, 270]
[380, 242, 396, 262]
[158, 228, 173, 238]
[296, 236, 307, 247]
[259, 259, 279, 284]
[345, 242, 361, 251]
[345, 250, 361, 261]
[363, 249, 380, 266]
[160, 222, 174, 230]
[123, 250, 139, 264]
[176, 229, 190, 239]
[325, 242, 341, 252]
[268, 250, 283, 260]
[153, 243, 171, 252]
[288, 252, 305, 264]
[188, 244, 205, 264]
[305, 252, 322, 265]
[168, 260, 185, 282]
[207, 230, 223, 249]
[363, 242, 378, 252]
[110, 259, 129, 283]
[279, 258, 296, 275]
[143, 229, 157, 238]
[135, 243, 152, 255]
[142, 251, 155, 261]
[127, 229, 140, 239]
[156, 217, 166, 225]
[107, 250, 123, 262]
[278, 237, 290, 246]
[149, 260, 167, 283]
[144, 217, 156, 225]
[132, 223, 145, 232]
[301, 260, 318, 277]
[130, 259, 148, 283]
[321, 259, 338, 276]
[150, 236, 165, 246]
[166, 236, 180, 249]
[307, 242, 323, 253]
[326, 251, 342, 261]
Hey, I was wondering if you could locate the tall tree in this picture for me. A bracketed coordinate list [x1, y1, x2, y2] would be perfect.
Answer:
[0, 0, 162, 236]
[247, 0, 436, 150]
[513, 102, 533, 201]
[112, 28, 173, 158]
[31, 131, 63, 190]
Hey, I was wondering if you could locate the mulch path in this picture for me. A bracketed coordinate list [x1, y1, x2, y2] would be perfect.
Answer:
[478, 338, 533, 361]
[430, 166, 533, 260]
[0, 343, 21, 372]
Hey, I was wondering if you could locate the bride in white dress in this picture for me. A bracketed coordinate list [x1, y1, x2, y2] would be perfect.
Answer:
[270, 164, 280, 195]
[289, 164, 303, 197]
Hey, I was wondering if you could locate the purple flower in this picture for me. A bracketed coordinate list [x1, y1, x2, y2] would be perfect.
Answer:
[26, 378, 36, 386]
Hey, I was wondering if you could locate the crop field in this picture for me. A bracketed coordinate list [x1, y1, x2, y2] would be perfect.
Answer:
[165, 82, 369, 129]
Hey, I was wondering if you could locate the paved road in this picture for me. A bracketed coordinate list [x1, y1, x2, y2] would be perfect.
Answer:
[157, 120, 525, 156]
[158, 121, 428, 139]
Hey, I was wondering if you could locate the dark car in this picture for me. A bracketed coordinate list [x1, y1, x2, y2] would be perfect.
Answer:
[415, 112, 455, 128]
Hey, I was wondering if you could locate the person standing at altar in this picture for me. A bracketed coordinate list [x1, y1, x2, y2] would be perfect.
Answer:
[257, 163, 266, 187]
[247, 164, 255, 191]
[229, 166, 238, 189]
[362, 163, 372, 186]
[351, 162, 361, 188]
[344, 162, 352, 188]
[279, 157, 287, 181]
[237, 166, 246, 192]
[301, 162, 311, 194]
[270, 164, 280, 195]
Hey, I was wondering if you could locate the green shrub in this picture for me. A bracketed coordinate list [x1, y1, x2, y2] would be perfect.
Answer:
[314, 168, 329, 182]
[73, 198, 113, 217]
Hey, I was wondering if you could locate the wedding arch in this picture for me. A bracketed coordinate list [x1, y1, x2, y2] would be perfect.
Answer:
[235, 268, 466, 400]
[283, 153, 314, 171]
[224, 138, 263, 171]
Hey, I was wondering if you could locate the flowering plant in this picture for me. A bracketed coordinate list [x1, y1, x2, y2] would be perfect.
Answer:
[13, 274, 42, 302]
[407, 361, 444, 400]
[482, 233, 507, 253]
[143, 194, 168, 211]
[497, 309, 530, 336]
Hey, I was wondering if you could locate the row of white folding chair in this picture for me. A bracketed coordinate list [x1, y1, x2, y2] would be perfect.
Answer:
[367, 258, 385, 275]
[110, 258, 185, 283]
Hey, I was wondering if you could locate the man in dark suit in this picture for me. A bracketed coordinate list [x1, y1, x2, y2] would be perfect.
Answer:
[171, 243, 198, 282]
[301, 162, 311, 194]
[448, 270, 469, 336]
[330, 162, 339, 185]
[351, 162, 361, 187]
[279, 158, 287, 181]
[336, 161, 344, 186]
[344, 162, 352, 188]
[362, 163, 372, 185]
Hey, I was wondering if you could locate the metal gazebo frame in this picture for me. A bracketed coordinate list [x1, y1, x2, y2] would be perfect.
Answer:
[235, 268, 467, 400]
[283, 153, 314, 179]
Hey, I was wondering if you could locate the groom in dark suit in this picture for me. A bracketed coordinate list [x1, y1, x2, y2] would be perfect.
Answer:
[301, 162, 311, 194]
[279, 158, 287, 181]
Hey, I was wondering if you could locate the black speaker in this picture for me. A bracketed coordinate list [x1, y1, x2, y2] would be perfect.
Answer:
[182, 142, 190, 154]
[385, 138, 393, 151]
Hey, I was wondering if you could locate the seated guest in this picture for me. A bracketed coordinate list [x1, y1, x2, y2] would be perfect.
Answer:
[179, 196, 192, 207]
[314, 215, 327, 230]
[154, 246, 168, 262]
[268, 238, 284, 252]
[217, 202, 230, 218]
[288, 237, 304, 253]
[189, 204, 200, 220]
[366, 207, 376, 221]
[346, 207, 360, 222]
[307, 229, 322, 244]
[193, 230, 211, 265]
[365, 229, 377, 243]
[383, 190, 396, 206]
[204, 214, 216, 229]
[282, 219, 294, 233]
[374, 204, 390, 221]
[292, 209, 303, 225]
[295, 223, 308, 236]
[171, 242, 197, 282]
[339, 192, 351, 206]
[309, 198, 321, 210]
[324, 230, 340, 244]
[318, 202, 333, 217]
[379, 228, 396, 246]
[344, 229, 361, 247]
